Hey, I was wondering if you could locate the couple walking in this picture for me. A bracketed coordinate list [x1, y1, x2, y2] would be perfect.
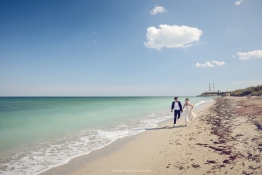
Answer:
[171, 97, 196, 127]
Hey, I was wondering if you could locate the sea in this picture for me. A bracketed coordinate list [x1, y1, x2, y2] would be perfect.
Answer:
[0, 96, 214, 175]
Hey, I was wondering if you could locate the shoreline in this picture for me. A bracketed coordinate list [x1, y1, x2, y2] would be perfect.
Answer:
[41, 97, 262, 175]
[40, 100, 214, 175]
[39, 132, 139, 175]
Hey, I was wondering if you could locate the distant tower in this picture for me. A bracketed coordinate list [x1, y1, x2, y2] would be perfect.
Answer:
[213, 82, 215, 92]
[209, 83, 211, 92]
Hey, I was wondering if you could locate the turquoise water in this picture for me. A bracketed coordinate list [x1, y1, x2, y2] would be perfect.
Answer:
[0, 96, 213, 175]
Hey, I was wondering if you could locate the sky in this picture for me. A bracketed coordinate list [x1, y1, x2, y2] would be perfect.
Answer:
[0, 0, 261, 96]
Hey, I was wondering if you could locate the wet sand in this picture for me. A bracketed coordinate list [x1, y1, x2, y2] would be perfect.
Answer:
[41, 97, 262, 175]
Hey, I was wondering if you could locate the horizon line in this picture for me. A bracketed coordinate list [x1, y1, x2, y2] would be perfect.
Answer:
[0, 95, 200, 98]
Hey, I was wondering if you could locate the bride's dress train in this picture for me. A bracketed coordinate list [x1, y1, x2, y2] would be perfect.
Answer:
[190, 111, 197, 120]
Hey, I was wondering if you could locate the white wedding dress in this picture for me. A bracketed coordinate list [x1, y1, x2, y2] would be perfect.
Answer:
[184, 104, 197, 122]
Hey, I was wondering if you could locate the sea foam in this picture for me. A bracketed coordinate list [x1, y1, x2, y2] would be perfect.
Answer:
[0, 98, 213, 175]
[0, 111, 173, 175]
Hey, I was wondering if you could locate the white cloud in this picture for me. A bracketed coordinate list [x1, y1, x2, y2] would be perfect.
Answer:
[144, 24, 203, 50]
[196, 62, 214, 67]
[237, 50, 262, 60]
[232, 55, 235, 58]
[150, 6, 167, 15]
[212, 61, 226, 66]
[234, 0, 244, 6]
[196, 61, 225, 68]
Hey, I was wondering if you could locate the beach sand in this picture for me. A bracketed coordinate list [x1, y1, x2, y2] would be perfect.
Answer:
[41, 97, 262, 175]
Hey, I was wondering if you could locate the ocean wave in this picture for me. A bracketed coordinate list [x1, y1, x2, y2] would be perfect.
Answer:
[194, 99, 213, 107]
[194, 101, 206, 106]
[0, 111, 172, 175]
[0, 98, 213, 175]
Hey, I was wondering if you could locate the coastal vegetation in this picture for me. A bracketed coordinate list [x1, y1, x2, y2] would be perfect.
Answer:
[231, 85, 262, 96]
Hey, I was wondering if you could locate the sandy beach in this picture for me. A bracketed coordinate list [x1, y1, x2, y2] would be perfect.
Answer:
[41, 97, 262, 175]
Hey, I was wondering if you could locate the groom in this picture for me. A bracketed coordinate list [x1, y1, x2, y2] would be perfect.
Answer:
[171, 97, 183, 127]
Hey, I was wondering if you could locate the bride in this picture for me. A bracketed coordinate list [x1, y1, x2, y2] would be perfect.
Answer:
[183, 98, 197, 126]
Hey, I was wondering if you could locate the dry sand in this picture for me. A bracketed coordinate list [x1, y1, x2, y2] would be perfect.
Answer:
[41, 97, 262, 175]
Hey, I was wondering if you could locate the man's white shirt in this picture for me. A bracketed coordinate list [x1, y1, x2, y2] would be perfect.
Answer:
[174, 102, 180, 110]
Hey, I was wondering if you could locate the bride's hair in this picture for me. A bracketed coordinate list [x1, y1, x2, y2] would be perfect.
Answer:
[185, 98, 189, 101]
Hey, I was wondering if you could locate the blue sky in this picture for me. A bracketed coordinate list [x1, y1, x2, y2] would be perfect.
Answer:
[0, 0, 261, 96]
